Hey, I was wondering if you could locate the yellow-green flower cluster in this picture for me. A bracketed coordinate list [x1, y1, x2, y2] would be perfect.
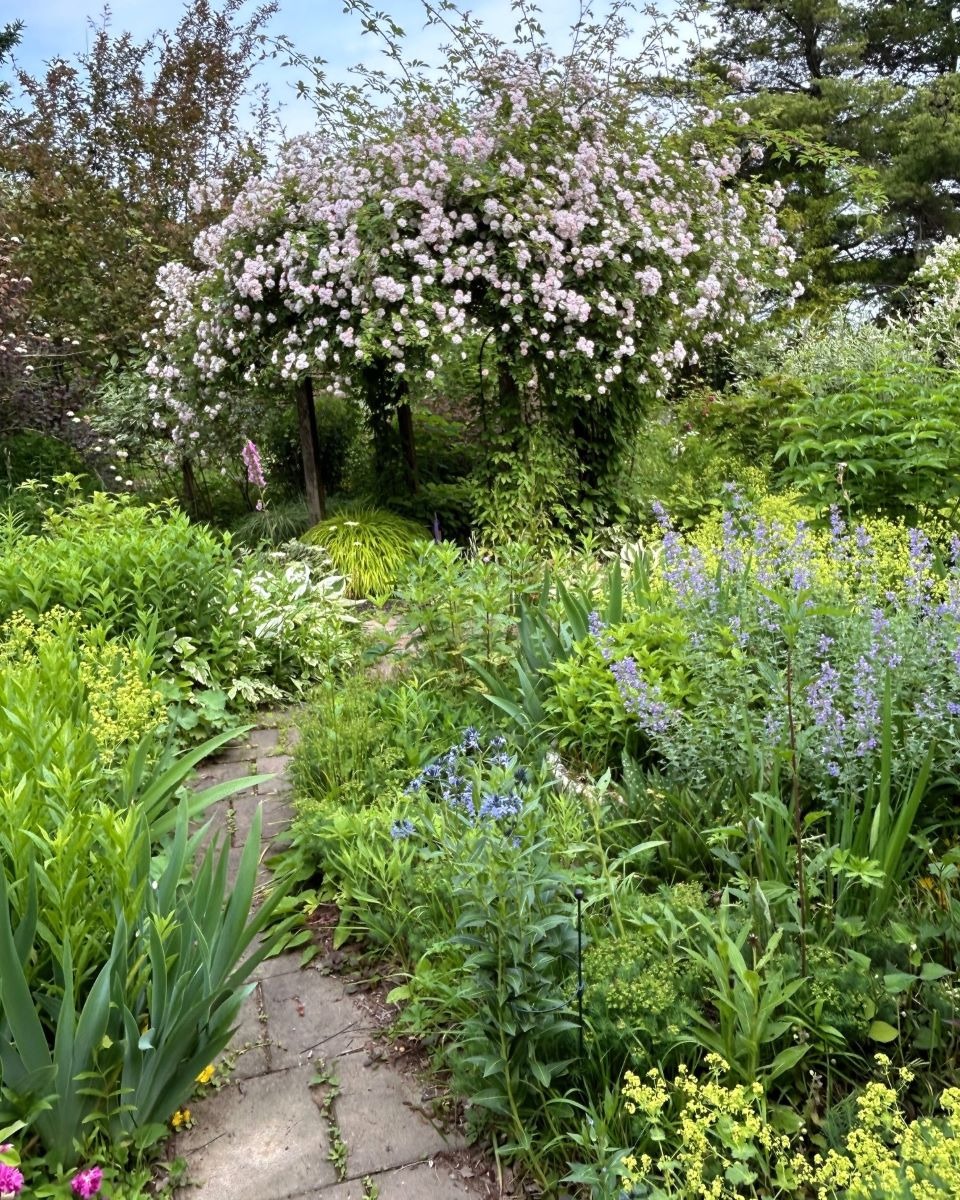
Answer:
[617, 1056, 960, 1199]
[77, 641, 165, 762]
[620, 1055, 810, 1199]
[0, 608, 165, 763]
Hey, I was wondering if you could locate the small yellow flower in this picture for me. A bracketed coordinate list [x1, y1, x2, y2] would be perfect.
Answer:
[195, 1064, 215, 1086]
[171, 1108, 192, 1130]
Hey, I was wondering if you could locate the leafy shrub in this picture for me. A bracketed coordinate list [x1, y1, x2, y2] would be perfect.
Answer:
[543, 612, 695, 772]
[0, 615, 288, 1168]
[777, 367, 960, 521]
[302, 506, 426, 598]
[0, 430, 88, 493]
[0, 490, 356, 733]
[397, 538, 545, 680]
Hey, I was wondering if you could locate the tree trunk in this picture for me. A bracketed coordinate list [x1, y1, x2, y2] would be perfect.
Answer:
[297, 376, 326, 522]
[181, 456, 199, 518]
[396, 399, 418, 494]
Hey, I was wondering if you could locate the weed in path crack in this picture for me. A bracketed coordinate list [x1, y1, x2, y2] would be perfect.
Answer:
[310, 1058, 348, 1181]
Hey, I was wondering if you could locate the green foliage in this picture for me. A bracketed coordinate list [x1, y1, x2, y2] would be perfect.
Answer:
[776, 367, 960, 521]
[302, 506, 426, 598]
[0, 431, 88, 494]
[543, 613, 695, 772]
[703, 0, 960, 304]
[0, 489, 356, 733]
[608, 1057, 960, 1199]
[471, 426, 584, 547]
[0, 614, 289, 1167]
[445, 822, 578, 1167]
[231, 499, 313, 548]
[0, 0, 278, 374]
[397, 539, 543, 680]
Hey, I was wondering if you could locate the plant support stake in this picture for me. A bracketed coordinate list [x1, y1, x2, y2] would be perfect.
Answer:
[574, 886, 584, 1059]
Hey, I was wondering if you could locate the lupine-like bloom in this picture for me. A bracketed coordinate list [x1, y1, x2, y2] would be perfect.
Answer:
[806, 660, 845, 777]
[70, 1166, 103, 1198]
[241, 439, 266, 488]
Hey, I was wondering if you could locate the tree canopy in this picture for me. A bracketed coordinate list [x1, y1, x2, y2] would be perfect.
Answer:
[701, 0, 960, 306]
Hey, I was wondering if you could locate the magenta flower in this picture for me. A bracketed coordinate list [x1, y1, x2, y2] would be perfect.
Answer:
[0, 1163, 24, 1195]
[70, 1165, 103, 1197]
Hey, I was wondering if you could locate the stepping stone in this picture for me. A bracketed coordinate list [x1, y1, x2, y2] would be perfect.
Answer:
[174, 1069, 338, 1199]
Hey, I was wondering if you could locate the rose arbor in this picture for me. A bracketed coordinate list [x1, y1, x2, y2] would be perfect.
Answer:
[147, 51, 795, 521]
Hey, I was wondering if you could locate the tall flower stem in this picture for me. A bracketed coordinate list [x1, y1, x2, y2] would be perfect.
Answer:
[785, 646, 808, 977]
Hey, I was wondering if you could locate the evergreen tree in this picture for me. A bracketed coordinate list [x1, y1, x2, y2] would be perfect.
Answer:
[702, 0, 960, 306]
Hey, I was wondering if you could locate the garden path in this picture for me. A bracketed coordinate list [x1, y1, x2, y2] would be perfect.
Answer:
[173, 713, 475, 1200]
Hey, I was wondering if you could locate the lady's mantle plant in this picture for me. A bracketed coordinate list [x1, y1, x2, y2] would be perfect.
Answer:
[146, 39, 795, 498]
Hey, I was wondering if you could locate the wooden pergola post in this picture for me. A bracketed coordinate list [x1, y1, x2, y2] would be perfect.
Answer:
[296, 375, 327, 522]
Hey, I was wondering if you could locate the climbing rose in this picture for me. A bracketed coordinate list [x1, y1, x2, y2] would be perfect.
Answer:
[70, 1166, 104, 1197]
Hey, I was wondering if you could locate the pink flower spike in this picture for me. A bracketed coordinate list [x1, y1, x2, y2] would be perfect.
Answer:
[241, 439, 267, 489]
[71, 1165, 104, 1197]
[0, 1162, 24, 1195]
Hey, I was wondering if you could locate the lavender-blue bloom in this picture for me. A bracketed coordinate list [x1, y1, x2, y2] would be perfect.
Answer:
[461, 727, 481, 753]
[391, 819, 416, 840]
[488, 734, 507, 750]
[850, 656, 880, 756]
[806, 660, 845, 773]
[479, 791, 523, 821]
[611, 656, 675, 737]
[906, 528, 935, 614]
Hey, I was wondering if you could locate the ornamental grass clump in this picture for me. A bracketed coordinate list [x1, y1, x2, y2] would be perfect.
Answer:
[301, 506, 426, 598]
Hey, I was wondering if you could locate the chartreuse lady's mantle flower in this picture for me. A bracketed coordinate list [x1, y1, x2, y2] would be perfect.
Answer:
[70, 1165, 103, 1197]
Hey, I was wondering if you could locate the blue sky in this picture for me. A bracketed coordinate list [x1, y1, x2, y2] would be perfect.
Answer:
[3, 0, 661, 137]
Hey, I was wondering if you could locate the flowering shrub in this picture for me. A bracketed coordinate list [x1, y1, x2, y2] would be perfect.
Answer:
[145, 43, 794, 502]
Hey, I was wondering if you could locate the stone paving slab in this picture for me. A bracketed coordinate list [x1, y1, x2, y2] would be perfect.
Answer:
[175, 1068, 338, 1198]
[261, 966, 377, 1070]
[176, 718, 477, 1200]
[293, 1161, 475, 1199]
[331, 1054, 466, 1179]
[224, 980, 270, 1080]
